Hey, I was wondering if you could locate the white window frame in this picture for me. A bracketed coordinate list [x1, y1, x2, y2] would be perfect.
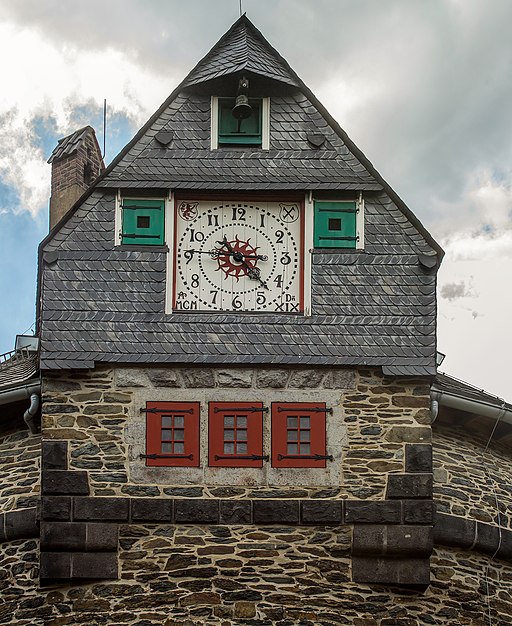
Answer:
[211, 96, 270, 150]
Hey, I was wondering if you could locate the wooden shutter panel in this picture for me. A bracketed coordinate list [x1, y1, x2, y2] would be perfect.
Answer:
[146, 401, 199, 467]
[121, 198, 165, 245]
[313, 201, 357, 248]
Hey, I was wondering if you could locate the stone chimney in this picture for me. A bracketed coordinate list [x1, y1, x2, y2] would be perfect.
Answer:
[48, 126, 105, 229]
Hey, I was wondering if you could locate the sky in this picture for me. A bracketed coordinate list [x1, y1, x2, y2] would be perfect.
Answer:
[0, 0, 511, 400]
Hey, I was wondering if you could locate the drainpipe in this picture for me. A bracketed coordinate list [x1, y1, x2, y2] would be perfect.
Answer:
[23, 393, 40, 434]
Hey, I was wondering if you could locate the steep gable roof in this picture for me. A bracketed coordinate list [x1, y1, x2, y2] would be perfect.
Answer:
[182, 15, 301, 87]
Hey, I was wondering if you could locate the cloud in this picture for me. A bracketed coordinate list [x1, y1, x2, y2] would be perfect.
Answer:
[440, 281, 474, 301]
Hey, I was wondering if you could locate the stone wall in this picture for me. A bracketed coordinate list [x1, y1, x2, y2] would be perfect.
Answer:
[0, 429, 40, 513]
[42, 365, 430, 500]
[2, 532, 512, 625]
[433, 425, 512, 530]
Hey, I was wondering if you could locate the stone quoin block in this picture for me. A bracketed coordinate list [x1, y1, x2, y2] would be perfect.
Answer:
[71, 552, 118, 579]
[42, 469, 89, 495]
[352, 525, 433, 557]
[86, 523, 119, 551]
[433, 513, 476, 549]
[4, 508, 38, 541]
[253, 500, 300, 524]
[42, 440, 69, 470]
[344, 501, 401, 524]
[301, 500, 343, 524]
[40, 522, 87, 552]
[131, 498, 173, 522]
[41, 496, 72, 521]
[403, 500, 435, 524]
[219, 500, 252, 524]
[40, 552, 72, 582]
[405, 444, 433, 473]
[386, 473, 433, 499]
[352, 557, 430, 586]
[0, 514, 5, 542]
[174, 499, 219, 524]
[74, 497, 129, 522]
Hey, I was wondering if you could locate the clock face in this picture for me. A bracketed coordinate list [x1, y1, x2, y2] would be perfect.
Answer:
[174, 200, 303, 313]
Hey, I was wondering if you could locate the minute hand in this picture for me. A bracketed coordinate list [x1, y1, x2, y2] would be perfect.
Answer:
[217, 237, 269, 290]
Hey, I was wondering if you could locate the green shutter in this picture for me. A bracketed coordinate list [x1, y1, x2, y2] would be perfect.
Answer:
[218, 98, 262, 145]
[121, 198, 165, 246]
[314, 201, 357, 248]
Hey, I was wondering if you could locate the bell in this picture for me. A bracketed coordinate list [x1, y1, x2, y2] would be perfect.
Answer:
[232, 77, 252, 120]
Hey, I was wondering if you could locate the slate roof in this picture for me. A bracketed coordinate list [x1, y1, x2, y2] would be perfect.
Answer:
[47, 126, 96, 164]
[38, 15, 442, 376]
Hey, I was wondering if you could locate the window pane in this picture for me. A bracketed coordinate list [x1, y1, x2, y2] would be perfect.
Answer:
[237, 415, 247, 427]
[287, 430, 298, 441]
[236, 442, 247, 454]
[224, 415, 235, 427]
[287, 416, 298, 428]
[162, 416, 173, 428]
[161, 429, 173, 440]
[174, 442, 185, 454]
[300, 417, 310, 428]
[174, 415, 184, 428]
[224, 429, 235, 440]
[237, 429, 247, 441]
[174, 429, 185, 441]
[300, 432, 310, 443]
[224, 442, 235, 454]
[161, 442, 173, 453]
[300, 443, 311, 455]
[287, 443, 298, 454]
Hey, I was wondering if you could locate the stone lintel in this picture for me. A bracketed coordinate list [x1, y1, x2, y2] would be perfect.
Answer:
[345, 501, 401, 524]
[352, 557, 430, 587]
[42, 469, 89, 495]
[386, 473, 433, 499]
[352, 525, 433, 558]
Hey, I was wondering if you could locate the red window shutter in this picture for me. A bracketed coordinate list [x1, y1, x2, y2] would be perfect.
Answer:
[146, 401, 199, 467]
[209, 402, 264, 467]
[271, 402, 327, 468]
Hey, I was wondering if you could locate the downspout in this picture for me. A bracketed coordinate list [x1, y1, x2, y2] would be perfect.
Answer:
[23, 393, 40, 434]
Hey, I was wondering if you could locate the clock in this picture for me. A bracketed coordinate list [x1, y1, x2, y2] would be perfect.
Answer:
[173, 200, 303, 313]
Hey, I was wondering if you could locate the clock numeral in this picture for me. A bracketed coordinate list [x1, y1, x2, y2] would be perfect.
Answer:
[210, 290, 218, 304]
[256, 292, 266, 306]
[276, 230, 284, 244]
[280, 252, 291, 265]
[231, 207, 246, 221]
[232, 295, 243, 310]
[191, 274, 199, 288]
[189, 229, 205, 243]
[274, 274, 283, 288]
[208, 214, 219, 227]
[260, 213, 265, 228]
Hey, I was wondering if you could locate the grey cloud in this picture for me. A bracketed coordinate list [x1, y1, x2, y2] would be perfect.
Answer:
[440, 281, 473, 301]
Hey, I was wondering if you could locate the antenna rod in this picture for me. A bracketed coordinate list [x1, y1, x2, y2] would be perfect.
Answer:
[239, 0, 242, 17]
[102, 98, 107, 158]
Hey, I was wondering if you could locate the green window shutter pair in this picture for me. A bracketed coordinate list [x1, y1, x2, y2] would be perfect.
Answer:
[121, 199, 165, 245]
[313, 201, 357, 248]
[218, 98, 262, 145]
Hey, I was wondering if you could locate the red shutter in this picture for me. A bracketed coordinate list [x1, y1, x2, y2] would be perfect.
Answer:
[146, 401, 199, 467]
[209, 402, 264, 467]
[271, 402, 327, 468]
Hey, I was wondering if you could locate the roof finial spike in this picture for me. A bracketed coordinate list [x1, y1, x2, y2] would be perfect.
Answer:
[239, 0, 243, 17]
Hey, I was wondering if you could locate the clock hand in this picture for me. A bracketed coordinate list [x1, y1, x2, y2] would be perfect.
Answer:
[184, 249, 219, 264]
[216, 236, 269, 290]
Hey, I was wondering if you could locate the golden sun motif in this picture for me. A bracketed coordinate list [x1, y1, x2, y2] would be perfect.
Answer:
[215, 236, 259, 282]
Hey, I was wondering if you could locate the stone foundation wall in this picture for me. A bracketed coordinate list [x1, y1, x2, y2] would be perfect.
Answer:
[2, 533, 512, 625]
[0, 430, 40, 513]
[433, 425, 512, 529]
[42, 365, 430, 500]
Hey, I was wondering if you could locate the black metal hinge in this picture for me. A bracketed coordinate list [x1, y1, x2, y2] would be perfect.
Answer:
[214, 454, 269, 461]
[140, 453, 194, 460]
[141, 407, 194, 414]
[277, 406, 333, 414]
[277, 453, 333, 461]
[214, 406, 268, 414]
